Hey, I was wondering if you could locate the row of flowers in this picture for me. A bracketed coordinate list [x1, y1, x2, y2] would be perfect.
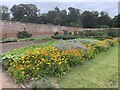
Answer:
[2, 38, 118, 83]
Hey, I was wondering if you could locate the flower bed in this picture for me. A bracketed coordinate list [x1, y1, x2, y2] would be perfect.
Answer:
[1, 38, 118, 83]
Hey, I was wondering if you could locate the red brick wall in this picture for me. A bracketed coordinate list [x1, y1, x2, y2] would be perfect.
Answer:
[0, 20, 103, 38]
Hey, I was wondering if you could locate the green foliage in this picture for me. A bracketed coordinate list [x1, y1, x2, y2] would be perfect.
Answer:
[74, 31, 78, 36]
[96, 25, 110, 28]
[0, 38, 18, 43]
[68, 22, 80, 27]
[51, 35, 79, 40]
[53, 17, 63, 25]
[1, 38, 118, 83]
[77, 29, 118, 40]
[1, 4, 119, 28]
[112, 14, 120, 27]
[107, 29, 118, 37]
[54, 32, 59, 36]
[1, 4, 119, 27]
[81, 11, 98, 28]
[16, 30, 32, 39]
[0, 5, 10, 20]
[10, 4, 39, 23]
[98, 11, 111, 27]
[32, 78, 55, 89]
[67, 7, 81, 23]
[69, 32, 72, 35]
[57, 46, 118, 88]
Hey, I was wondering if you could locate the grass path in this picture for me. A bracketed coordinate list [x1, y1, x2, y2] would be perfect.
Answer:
[56, 46, 118, 88]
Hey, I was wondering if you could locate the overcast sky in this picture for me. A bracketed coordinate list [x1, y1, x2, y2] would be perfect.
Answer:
[0, 0, 120, 18]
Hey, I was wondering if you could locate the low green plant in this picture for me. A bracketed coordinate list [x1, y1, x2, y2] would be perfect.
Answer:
[32, 78, 56, 89]
[54, 32, 59, 36]
[1, 38, 118, 83]
[51, 35, 79, 40]
[16, 30, 32, 39]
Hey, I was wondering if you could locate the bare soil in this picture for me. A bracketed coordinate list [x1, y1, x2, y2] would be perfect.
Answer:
[1, 39, 50, 53]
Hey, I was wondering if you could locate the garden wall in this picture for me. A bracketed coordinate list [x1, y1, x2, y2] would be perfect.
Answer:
[0, 20, 104, 38]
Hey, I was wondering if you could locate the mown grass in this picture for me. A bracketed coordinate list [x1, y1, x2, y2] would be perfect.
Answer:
[56, 45, 118, 88]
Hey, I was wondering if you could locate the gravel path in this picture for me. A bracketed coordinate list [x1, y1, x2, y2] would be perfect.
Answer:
[1, 41, 34, 53]
[1, 40, 50, 53]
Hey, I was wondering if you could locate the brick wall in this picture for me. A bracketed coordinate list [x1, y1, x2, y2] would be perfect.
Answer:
[0, 20, 103, 38]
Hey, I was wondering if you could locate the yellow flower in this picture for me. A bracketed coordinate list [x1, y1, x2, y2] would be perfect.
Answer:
[22, 71, 25, 75]
[19, 67, 24, 70]
[22, 61, 25, 63]
[37, 68, 39, 70]
[41, 58, 46, 63]
[47, 62, 50, 65]
[58, 62, 62, 65]
[21, 56, 25, 59]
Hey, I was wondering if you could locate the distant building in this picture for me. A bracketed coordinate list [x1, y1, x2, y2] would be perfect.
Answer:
[118, 1, 120, 14]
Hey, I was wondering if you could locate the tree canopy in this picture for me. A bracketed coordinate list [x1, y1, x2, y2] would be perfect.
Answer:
[0, 4, 119, 28]
[10, 4, 40, 23]
[0, 5, 10, 20]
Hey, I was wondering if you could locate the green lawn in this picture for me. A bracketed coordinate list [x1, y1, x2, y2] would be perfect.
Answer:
[55, 45, 118, 88]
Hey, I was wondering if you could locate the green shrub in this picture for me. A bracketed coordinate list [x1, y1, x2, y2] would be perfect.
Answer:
[54, 32, 59, 36]
[16, 30, 32, 39]
[32, 78, 58, 89]
[1, 38, 18, 43]
[51, 35, 79, 40]
[107, 29, 118, 37]
[76, 29, 118, 39]
[74, 31, 78, 36]
[96, 25, 110, 28]
[69, 32, 72, 35]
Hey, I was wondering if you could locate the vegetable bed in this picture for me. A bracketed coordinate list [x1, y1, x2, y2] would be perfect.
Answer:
[1, 38, 118, 83]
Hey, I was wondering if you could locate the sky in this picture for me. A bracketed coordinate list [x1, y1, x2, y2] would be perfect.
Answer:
[0, 0, 120, 18]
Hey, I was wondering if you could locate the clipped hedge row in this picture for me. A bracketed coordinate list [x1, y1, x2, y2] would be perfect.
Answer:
[51, 35, 79, 40]
[78, 29, 119, 38]
[2, 38, 118, 83]
[52, 29, 119, 40]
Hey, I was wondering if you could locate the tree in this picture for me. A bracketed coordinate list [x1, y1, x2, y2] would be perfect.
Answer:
[38, 13, 48, 24]
[69, 21, 82, 27]
[112, 14, 120, 27]
[53, 17, 63, 25]
[10, 4, 40, 23]
[46, 7, 68, 26]
[0, 5, 10, 20]
[81, 11, 98, 28]
[67, 7, 81, 24]
[98, 11, 111, 27]
[53, 9, 68, 26]
[47, 10, 56, 24]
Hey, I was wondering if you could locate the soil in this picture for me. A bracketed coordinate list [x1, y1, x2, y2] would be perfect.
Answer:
[1, 39, 51, 53]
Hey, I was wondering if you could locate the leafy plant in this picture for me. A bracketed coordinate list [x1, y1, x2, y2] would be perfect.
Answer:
[32, 78, 56, 89]
[1, 38, 118, 83]
[16, 30, 32, 39]
[54, 31, 59, 36]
